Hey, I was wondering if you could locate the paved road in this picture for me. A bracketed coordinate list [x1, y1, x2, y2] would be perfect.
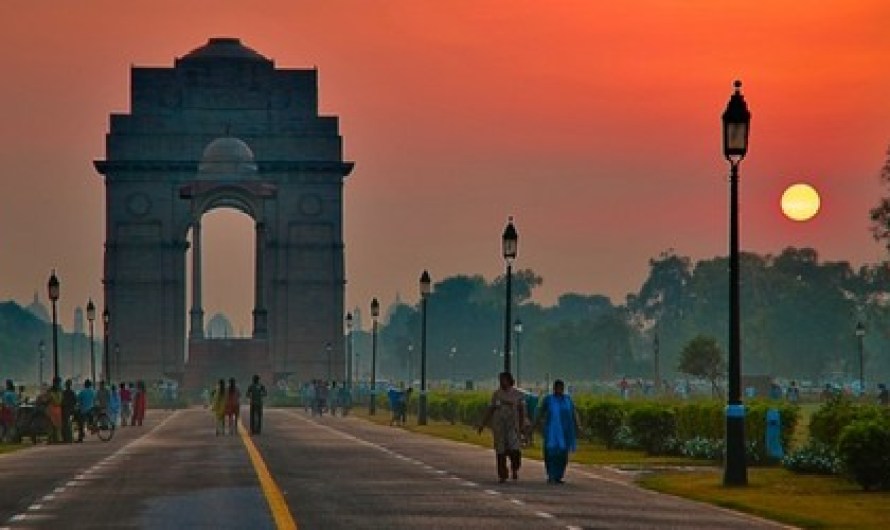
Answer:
[0, 408, 792, 529]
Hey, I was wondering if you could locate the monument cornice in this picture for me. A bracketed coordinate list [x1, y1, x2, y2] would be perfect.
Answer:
[94, 160, 354, 176]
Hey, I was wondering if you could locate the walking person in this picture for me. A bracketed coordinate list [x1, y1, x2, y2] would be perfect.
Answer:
[535, 379, 580, 484]
[61, 379, 77, 443]
[46, 377, 64, 444]
[246, 375, 267, 435]
[76, 380, 96, 443]
[477, 372, 526, 483]
[108, 383, 121, 428]
[132, 381, 147, 426]
[225, 378, 241, 435]
[211, 379, 227, 436]
[119, 383, 132, 427]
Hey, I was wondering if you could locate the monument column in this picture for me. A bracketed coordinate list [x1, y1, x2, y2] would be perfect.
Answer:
[253, 221, 268, 338]
[189, 220, 205, 339]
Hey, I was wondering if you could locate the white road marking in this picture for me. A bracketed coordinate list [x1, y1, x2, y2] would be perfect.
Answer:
[510, 498, 525, 506]
[535, 511, 554, 519]
[484, 489, 500, 495]
[27, 504, 42, 511]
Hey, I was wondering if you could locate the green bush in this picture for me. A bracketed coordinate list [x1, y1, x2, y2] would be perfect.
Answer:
[809, 396, 860, 446]
[837, 419, 890, 491]
[675, 401, 722, 441]
[583, 400, 626, 448]
[782, 441, 841, 475]
[627, 404, 676, 455]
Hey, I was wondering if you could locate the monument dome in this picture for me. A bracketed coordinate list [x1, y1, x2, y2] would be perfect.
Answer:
[179, 37, 270, 63]
[197, 137, 258, 179]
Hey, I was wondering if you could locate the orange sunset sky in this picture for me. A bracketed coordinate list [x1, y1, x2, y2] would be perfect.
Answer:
[1, 0, 889, 333]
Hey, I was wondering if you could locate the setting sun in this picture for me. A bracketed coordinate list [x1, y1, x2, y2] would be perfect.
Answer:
[781, 183, 821, 222]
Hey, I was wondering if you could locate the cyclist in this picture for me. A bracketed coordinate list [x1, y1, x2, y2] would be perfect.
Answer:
[76, 380, 96, 443]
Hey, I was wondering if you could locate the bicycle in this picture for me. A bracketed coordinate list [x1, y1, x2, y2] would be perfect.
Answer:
[78, 407, 115, 442]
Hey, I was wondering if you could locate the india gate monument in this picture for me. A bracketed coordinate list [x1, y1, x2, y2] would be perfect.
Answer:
[94, 38, 353, 387]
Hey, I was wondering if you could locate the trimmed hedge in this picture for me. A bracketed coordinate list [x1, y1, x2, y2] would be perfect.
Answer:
[392, 390, 799, 463]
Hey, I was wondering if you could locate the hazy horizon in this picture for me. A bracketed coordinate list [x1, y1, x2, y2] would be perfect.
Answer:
[2, 1, 889, 334]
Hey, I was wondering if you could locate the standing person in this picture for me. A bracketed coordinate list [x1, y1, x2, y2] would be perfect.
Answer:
[1, 380, 18, 438]
[132, 381, 147, 426]
[330, 381, 339, 416]
[119, 383, 132, 427]
[246, 374, 267, 435]
[46, 377, 63, 444]
[225, 378, 241, 435]
[477, 372, 526, 483]
[787, 381, 800, 403]
[535, 380, 580, 484]
[619, 377, 630, 400]
[76, 380, 96, 442]
[315, 380, 328, 416]
[61, 379, 77, 443]
[108, 383, 121, 428]
[96, 380, 111, 412]
[878, 383, 889, 406]
[211, 379, 227, 436]
[338, 383, 352, 417]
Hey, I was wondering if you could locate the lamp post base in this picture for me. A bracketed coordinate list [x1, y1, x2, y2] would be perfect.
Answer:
[369, 391, 377, 416]
[418, 391, 428, 425]
[723, 405, 748, 486]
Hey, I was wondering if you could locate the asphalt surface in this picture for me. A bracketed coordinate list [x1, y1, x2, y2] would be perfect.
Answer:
[0, 408, 794, 529]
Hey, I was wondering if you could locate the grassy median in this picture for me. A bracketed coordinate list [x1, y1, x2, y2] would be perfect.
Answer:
[640, 467, 890, 529]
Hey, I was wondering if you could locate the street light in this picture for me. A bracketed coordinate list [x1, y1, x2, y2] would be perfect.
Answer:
[325, 342, 333, 382]
[722, 79, 751, 487]
[86, 299, 96, 382]
[502, 217, 518, 374]
[419, 270, 431, 425]
[369, 297, 380, 415]
[47, 270, 60, 381]
[114, 342, 121, 383]
[102, 308, 110, 383]
[450, 346, 457, 388]
[38, 340, 46, 387]
[406, 344, 413, 384]
[346, 312, 354, 390]
[513, 319, 523, 387]
[855, 321, 866, 395]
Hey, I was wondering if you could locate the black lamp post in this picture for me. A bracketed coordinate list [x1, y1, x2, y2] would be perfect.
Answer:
[450, 346, 457, 388]
[369, 297, 380, 415]
[102, 308, 110, 383]
[722, 79, 751, 487]
[419, 270, 431, 425]
[513, 319, 523, 386]
[346, 312, 354, 390]
[114, 342, 121, 383]
[406, 344, 414, 385]
[86, 299, 96, 382]
[855, 321, 866, 395]
[47, 270, 60, 381]
[325, 342, 333, 382]
[502, 218, 518, 374]
[654, 331, 661, 395]
[38, 340, 46, 387]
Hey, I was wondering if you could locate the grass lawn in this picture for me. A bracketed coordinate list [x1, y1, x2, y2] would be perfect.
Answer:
[0, 443, 28, 455]
[640, 467, 890, 530]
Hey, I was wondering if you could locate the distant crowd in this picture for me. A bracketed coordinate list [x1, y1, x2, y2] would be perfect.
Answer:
[0, 377, 148, 444]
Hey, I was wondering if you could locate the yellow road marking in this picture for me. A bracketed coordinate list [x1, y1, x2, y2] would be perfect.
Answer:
[238, 421, 298, 530]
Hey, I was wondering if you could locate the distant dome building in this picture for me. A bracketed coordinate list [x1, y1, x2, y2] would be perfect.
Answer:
[25, 292, 49, 322]
[197, 137, 258, 179]
[206, 313, 235, 339]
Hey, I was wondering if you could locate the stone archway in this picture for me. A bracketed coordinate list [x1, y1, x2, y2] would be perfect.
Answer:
[94, 38, 353, 387]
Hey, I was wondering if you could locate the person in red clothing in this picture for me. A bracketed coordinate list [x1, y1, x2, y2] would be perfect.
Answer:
[131, 380, 147, 426]
[224, 378, 241, 435]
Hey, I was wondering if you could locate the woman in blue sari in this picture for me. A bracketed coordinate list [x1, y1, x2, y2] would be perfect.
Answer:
[536, 379, 579, 484]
